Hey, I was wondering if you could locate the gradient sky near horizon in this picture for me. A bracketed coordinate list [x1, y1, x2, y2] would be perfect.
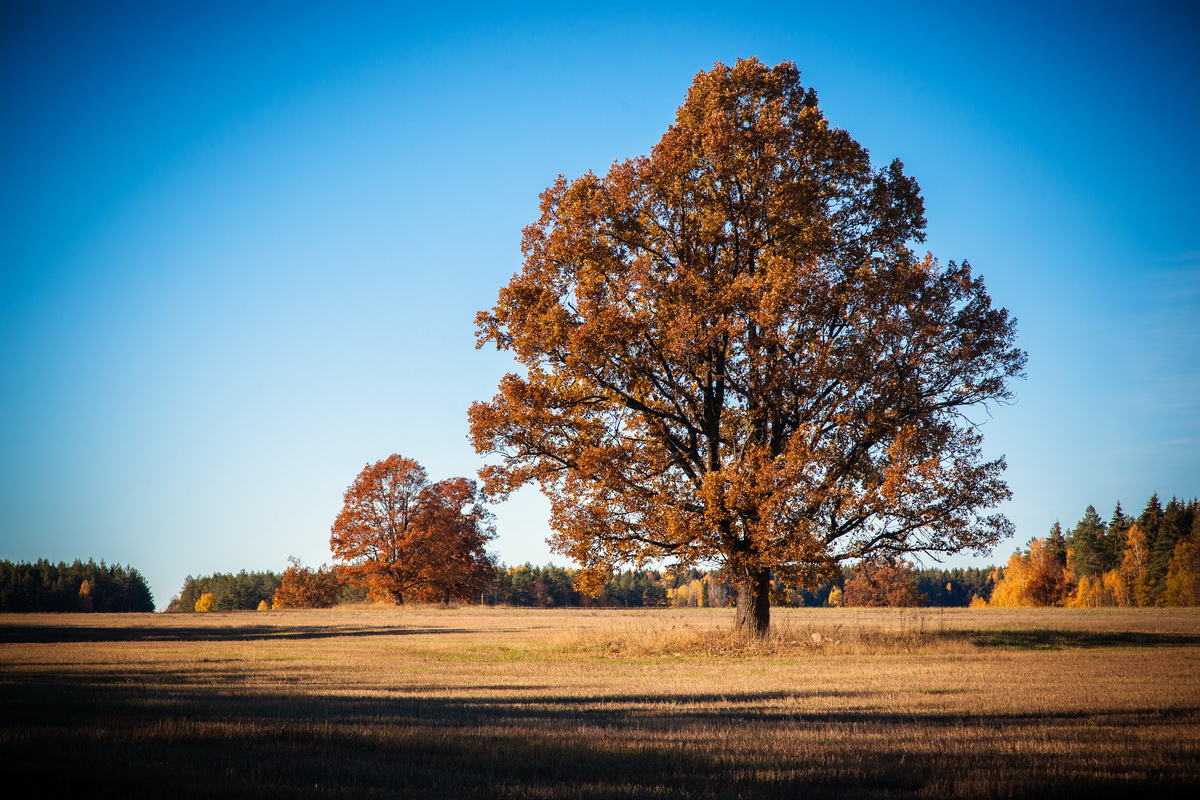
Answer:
[2, 1, 1197, 608]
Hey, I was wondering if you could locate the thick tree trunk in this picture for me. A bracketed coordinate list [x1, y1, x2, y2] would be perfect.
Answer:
[735, 567, 772, 636]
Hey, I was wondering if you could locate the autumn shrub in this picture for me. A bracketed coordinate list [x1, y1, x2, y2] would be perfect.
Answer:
[987, 538, 1070, 607]
[194, 592, 215, 612]
[842, 559, 927, 607]
[272, 559, 342, 609]
[1163, 535, 1200, 605]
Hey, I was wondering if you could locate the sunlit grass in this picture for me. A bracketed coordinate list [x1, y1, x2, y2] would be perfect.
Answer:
[2, 606, 1198, 797]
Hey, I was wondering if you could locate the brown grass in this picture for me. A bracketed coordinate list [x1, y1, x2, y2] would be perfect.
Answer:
[2, 606, 1198, 797]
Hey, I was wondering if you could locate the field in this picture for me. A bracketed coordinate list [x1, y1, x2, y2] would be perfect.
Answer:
[2, 607, 1198, 798]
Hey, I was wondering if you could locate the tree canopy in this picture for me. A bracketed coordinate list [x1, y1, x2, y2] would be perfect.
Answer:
[329, 454, 496, 604]
[470, 58, 1025, 633]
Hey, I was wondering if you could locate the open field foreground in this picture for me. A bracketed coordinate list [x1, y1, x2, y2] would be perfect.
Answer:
[2, 607, 1199, 798]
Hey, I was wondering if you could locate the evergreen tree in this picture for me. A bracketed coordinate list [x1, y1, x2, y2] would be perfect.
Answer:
[1047, 522, 1068, 568]
[1135, 494, 1166, 603]
[1067, 506, 1106, 580]
[1103, 501, 1133, 573]
[1146, 498, 1195, 604]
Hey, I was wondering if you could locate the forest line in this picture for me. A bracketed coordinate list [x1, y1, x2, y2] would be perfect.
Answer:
[3, 492, 1194, 614]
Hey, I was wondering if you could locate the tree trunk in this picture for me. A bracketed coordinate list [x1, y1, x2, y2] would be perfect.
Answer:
[735, 567, 771, 636]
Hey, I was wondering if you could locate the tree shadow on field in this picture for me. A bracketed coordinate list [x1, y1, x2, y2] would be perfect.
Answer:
[0, 623, 496, 644]
[2, 669, 1197, 799]
[960, 630, 1200, 650]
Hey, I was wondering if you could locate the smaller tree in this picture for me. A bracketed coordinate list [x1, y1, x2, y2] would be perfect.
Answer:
[330, 455, 496, 604]
[988, 537, 1069, 607]
[1066, 507, 1106, 580]
[1119, 522, 1153, 606]
[842, 559, 927, 607]
[272, 558, 343, 609]
[1163, 532, 1200, 606]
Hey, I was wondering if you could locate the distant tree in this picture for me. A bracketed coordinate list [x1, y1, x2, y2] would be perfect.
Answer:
[77, 579, 93, 612]
[1103, 502, 1133, 572]
[470, 58, 1024, 635]
[1147, 498, 1195, 604]
[605, 569, 671, 607]
[1139, 494, 1164, 540]
[1067, 507, 1106, 581]
[988, 538, 1069, 607]
[272, 558, 343, 609]
[544, 566, 582, 606]
[1119, 522, 1153, 606]
[915, 567, 992, 606]
[842, 558, 927, 607]
[329, 455, 496, 604]
[194, 592, 215, 612]
[1162, 530, 1200, 606]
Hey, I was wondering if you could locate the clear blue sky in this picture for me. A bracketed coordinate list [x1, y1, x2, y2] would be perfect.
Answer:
[2, 1, 1197, 608]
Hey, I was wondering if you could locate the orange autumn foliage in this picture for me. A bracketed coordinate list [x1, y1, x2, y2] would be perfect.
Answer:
[986, 538, 1070, 607]
[272, 558, 343, 609]
[1163, 534, 1200, 606]
[329, 455, 496, 604]
[842, 559, 927, 607]
[471, 58, 1024, 634]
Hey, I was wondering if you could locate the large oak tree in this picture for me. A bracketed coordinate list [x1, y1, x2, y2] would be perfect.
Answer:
[470, 59, 1025, 633]
[329, 455, 496, 604]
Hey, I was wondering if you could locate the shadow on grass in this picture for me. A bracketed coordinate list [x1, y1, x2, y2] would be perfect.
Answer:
[0, 624, 501, 644]
[960, 630, 1200, 650]
[1, 671, 1196, 799]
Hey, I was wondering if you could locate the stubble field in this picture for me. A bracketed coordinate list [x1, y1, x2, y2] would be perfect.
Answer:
[1, 606, 1198, 798]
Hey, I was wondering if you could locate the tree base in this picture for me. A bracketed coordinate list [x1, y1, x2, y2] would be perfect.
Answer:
[735, 568, 771, 636]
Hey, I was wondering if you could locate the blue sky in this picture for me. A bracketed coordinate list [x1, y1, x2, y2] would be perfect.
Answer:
[2, 1, 1197, 608]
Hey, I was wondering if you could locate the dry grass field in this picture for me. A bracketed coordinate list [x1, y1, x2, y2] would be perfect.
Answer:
[2, 606, 1198, 798]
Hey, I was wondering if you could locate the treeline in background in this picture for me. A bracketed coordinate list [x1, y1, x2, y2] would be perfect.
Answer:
[983, 494, 1200, 607]
[6, 493, 1193, 614]
[167, 493, 1197, 612]
[0, 559, 154, 612]
[482, 562, 993, 609]
[165, 560, 994, 612]
[164, 565, 370, 613]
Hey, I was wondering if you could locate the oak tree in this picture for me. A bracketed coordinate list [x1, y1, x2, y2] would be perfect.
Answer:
[842, 558, 927, 607]
[470, 58, 1024, 634]
[272, 557, 343, 609]
[329, 455, 496, 604]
